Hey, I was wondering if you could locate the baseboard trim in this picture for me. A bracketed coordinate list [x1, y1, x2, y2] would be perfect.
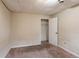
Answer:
[4, 47, 11, 58]
[58, 46, 79, 57]
[11, 43, 41, 49]
[0, 45, 11, 58]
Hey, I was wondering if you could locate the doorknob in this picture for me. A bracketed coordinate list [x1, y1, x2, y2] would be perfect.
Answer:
[56, 32, 59, 34]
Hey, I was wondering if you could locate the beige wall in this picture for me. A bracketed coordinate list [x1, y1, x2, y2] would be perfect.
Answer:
[57, 6, 79, 56]
[11, 13, 49, 48]
[0, 0, 11, 57]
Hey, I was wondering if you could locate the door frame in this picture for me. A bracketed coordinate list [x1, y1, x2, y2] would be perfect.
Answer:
[41, 19, 49, 42]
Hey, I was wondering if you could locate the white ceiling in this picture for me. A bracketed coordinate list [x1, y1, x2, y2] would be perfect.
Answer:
[2, 0, 79, 15]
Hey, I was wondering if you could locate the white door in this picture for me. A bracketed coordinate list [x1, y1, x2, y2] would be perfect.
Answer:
[49, 17, 58, 46]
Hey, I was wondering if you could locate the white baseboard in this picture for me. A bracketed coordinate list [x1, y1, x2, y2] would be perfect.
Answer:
[0, 44, 11, 58]
[58, 45, 79, 57]
[11, 42, 41, 48]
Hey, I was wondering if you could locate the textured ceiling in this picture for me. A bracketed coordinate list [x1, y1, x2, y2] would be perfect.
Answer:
[2, 0, 79, 15]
